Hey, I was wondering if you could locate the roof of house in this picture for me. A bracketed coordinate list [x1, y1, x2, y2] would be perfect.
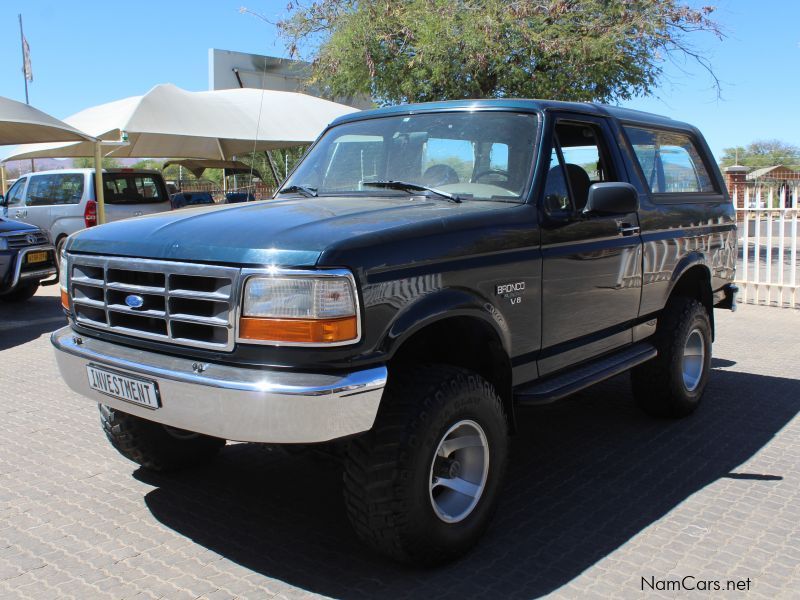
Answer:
[746, 165, 800, 180]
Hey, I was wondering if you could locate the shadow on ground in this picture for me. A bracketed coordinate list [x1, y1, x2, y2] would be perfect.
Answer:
[138, 364, 799, 599]
[0, 291, 66, 351]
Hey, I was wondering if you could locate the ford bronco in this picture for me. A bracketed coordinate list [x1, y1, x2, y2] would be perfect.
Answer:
[52, 100, 736, 564]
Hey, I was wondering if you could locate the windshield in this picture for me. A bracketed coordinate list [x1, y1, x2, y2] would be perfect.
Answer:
[281, 111, 539, 202]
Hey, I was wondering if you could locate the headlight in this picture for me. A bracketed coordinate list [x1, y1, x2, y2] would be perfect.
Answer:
[239, 272, 359, 345]
[0, 237, 7, 251]
[59, 253, 69, 310]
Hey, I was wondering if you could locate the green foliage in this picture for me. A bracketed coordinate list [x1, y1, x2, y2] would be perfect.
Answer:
[275, 0, 722, 105]
[73, 156, 121, 169]
[719, 140, 800, 169]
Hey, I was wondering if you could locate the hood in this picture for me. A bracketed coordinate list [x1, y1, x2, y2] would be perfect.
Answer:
[66, 196, 513, 266]
[0, 218, 38, 234]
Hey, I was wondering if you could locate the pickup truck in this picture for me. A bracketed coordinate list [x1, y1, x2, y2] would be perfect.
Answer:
[52, 100, 737, 565]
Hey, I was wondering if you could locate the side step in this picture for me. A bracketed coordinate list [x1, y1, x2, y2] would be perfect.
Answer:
[514, 342, 657, 406]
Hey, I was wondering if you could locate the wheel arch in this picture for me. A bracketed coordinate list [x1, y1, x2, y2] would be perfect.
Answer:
[383, 291, 515, 429]
[665, 257, 714, 339]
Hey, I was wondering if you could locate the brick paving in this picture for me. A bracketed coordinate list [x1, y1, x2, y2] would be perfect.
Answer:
[1, 285, 798, 599]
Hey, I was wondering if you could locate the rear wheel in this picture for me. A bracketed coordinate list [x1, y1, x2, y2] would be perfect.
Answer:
[343, 365, 508, 565]
[99, 404, 225, 472]
[0, 282, 39, 302]
[631, 297, 712, 417]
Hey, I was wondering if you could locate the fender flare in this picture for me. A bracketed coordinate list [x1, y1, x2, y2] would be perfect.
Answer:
[380, 287, 512, 359]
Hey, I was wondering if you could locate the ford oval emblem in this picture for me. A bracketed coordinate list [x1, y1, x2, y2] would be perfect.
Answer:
[125, 294, 145, 309]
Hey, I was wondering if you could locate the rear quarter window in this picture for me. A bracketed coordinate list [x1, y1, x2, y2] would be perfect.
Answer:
[103, 173, 168, 204]
[623, 126, 716, 196]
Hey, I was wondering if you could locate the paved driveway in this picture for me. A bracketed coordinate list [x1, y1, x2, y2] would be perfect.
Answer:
[1, 286, 798, 599]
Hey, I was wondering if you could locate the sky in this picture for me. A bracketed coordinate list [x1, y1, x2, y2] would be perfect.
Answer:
[0, 0, 798, 161]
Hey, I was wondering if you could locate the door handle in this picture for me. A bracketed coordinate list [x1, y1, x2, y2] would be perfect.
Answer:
[618, 223, 640, 236]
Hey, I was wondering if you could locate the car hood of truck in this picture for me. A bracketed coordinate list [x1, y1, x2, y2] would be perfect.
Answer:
[0, 217, 39, 234]
[66, 196, 514, 266]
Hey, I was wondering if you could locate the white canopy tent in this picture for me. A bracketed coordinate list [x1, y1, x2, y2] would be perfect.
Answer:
[0, 95, 96, 145]
[0, 95, 104, 222]
[1, 83, 358, 162]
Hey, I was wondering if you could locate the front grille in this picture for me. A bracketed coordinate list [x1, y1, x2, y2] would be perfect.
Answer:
[68, 254, 240, 351]
[5, 231, 49, 249]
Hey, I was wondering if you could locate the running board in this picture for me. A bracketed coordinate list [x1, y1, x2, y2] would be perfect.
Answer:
[514, 342, 657, 406]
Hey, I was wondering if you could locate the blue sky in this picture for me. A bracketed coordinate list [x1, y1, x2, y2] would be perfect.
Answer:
[0, 0, 798, 161]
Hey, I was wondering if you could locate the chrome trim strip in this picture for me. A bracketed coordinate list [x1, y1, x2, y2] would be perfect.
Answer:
[51, 326, 386, 443]
[236, 267, 363, 347]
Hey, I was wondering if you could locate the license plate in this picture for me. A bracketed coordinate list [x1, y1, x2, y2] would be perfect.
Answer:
[26, 251, 49, 264]
[86, 364, 160, 409]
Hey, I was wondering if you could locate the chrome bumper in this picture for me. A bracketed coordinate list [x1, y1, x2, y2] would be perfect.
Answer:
[51, 326, 386, 443]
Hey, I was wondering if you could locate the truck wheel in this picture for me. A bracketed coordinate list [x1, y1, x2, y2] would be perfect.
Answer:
[631, 297, 712, 417]
[99, 404, 225, 472]
[0, 282, 39, 302]
[343, 365, 508, 565]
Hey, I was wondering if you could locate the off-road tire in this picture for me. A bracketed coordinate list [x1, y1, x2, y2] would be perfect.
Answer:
[0, 282, 39, 302]
[343, 365, 508, 565]
[631, 297, 712, 417]
[99, 404, 225, 471]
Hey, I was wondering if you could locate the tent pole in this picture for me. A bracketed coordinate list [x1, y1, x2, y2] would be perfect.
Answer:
[94, 142, 106, 225]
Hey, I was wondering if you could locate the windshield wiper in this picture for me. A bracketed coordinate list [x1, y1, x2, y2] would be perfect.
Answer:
[277, 184, 318, 198]
[363, 180, 463, 203]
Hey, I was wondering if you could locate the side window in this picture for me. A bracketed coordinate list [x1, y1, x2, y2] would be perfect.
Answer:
[5, 179, 26, 207]
[542, 147, 572, 218]
[542, 120, 617, 217]
[624, 126, 716, 194]
[25, 175, 56, 206]
[50, 174, 84, 205]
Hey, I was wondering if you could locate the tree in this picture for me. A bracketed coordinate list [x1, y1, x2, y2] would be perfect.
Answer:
[73, 156, 121, 169]
[719, 140, 800, 169]
[267, 0, 722, 105]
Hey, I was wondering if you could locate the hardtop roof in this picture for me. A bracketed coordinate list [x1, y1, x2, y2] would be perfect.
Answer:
[330, 99, 696, 132]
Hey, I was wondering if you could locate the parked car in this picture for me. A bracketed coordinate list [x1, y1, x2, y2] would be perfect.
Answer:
[52, 100, 737, 565]
[1, 168, 171, 256]
[223, 191, 255, 203]
[170, 191, 216, 210]
[0, 214, 57, 302]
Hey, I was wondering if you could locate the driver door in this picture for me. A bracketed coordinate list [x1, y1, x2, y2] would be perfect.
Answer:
[538, 115, 642, 376]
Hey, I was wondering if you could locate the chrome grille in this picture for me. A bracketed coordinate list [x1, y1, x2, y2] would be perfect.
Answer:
[68, 254, 240, 351]
[5, 230, 49, 249]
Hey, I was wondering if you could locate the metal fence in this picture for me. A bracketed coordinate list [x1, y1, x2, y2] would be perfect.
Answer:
[735, 187, 799, 309]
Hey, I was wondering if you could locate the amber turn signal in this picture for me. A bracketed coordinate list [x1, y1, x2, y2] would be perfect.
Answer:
[60, 289, 70, 311]
[239, 315, 358, 344]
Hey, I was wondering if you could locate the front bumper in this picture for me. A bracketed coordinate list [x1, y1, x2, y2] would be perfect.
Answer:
[51, 326, 387, 443]
[0, 245, 57, 293]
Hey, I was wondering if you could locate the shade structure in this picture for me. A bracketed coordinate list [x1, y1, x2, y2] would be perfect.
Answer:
[0, 95, 95, 145]
[1, 83, 358, 162]
[162, 159, 262, 180]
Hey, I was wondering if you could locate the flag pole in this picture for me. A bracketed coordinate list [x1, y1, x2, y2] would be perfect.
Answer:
[18, 13, 34, 174]
[18, 14, 29, 105]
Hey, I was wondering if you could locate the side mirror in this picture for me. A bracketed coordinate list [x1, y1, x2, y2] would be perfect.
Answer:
[0, 194, 5, 206]
[583, 182, 638, 215]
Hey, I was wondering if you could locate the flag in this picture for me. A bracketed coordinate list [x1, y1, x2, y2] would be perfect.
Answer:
[22, 35, 33, 82]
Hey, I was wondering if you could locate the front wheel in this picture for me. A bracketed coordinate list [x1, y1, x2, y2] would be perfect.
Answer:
[0, 282, 39, 302]
[343, 365, 508, 565]
[99, 405, 225, 472]
[631, 297, 712, 417]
